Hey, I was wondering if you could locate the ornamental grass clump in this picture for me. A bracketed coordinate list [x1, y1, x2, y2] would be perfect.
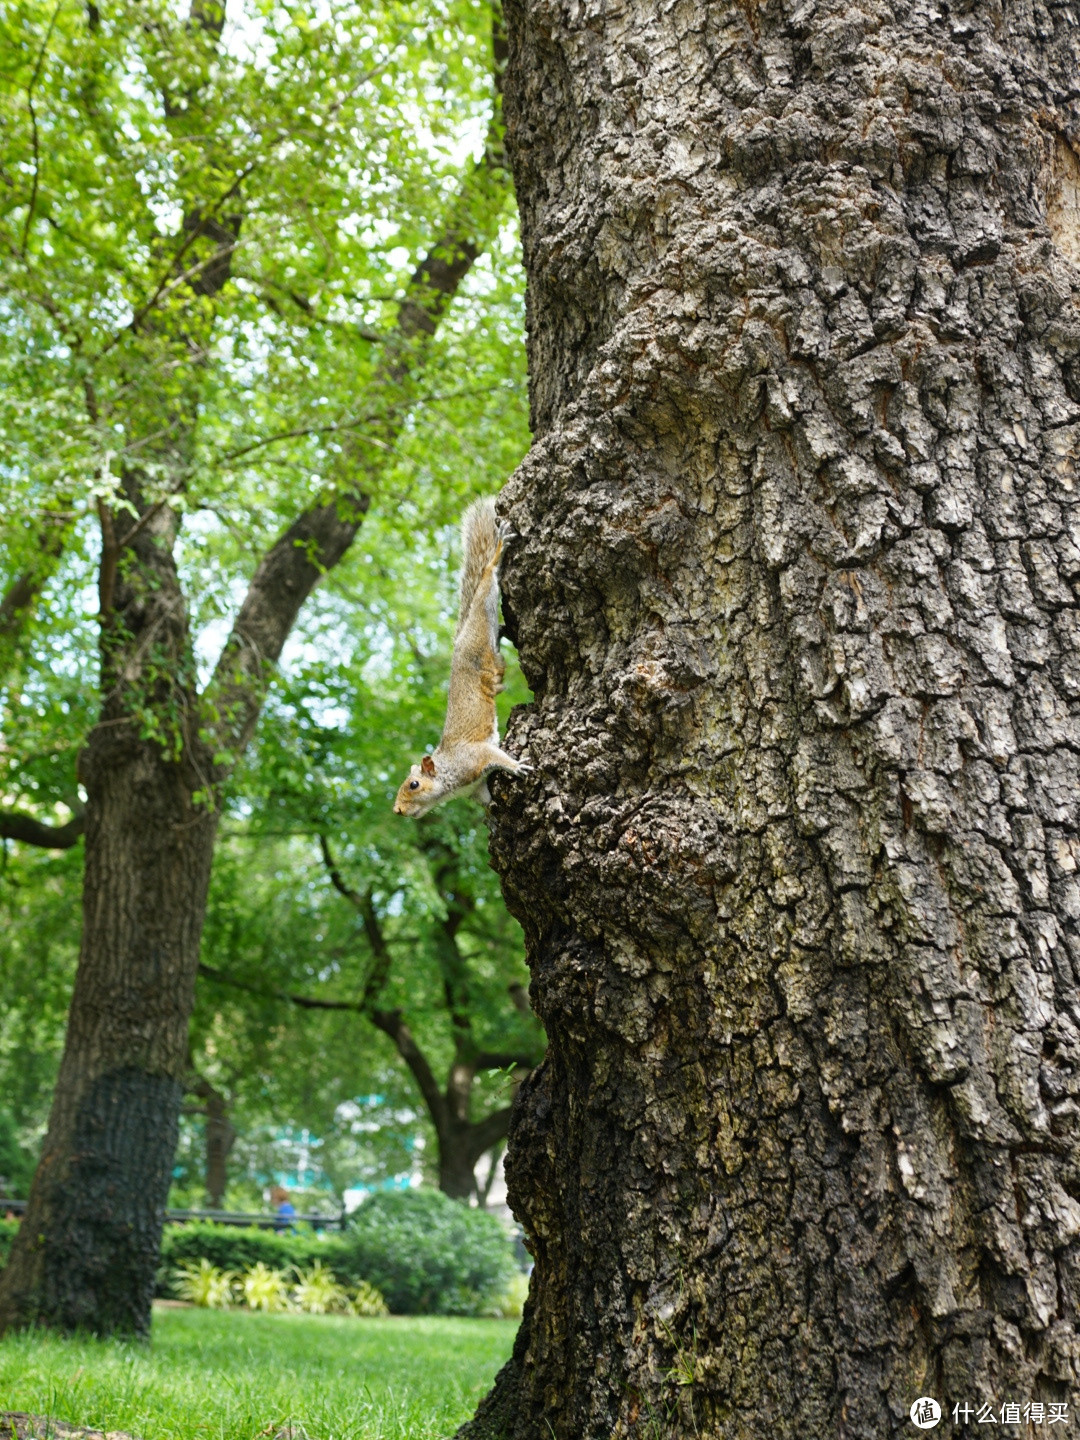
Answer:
[291, 1260, 350, 1315]
[172, 1259, 236, 1309]
[350, 1280, 390, 1317]
[171, 1256, 390, 1318]
[242, 1262, 290, 1312]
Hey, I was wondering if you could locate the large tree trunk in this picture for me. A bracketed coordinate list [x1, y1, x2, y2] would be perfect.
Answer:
[0, 768, 216, 1336]
[0, 511, 218, 1338]
[469, 0, 1080, 1436]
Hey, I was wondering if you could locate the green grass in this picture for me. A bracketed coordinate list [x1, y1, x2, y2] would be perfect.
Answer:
[0, 1305, 517, 1440]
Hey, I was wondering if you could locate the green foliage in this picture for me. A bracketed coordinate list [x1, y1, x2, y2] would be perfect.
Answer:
[0, 1308, 518, 1440]
[0, 846, 83, 1176]
[0, 0, 536, 1210]
[343, 1189, 516, 1316]
[350, 1279, 391, 1318]
[292, 1259, 351, 1315]
[169, 1254, 388, 1316]
[173, 1258, 236, 1309]
[495, 1270, 530, 1320]
[158, 1222, 344, 1294]
[159, 1202, 518, 1316]
[0, 1109, 34, 1197]
[0, 1219, 18, 1269]
[241, 1261, 291, 1312]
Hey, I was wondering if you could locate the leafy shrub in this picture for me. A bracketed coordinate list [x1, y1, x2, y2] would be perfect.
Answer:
[293, 1260, 350, 1315]
[157, 1199, 516, 1317]
[157, 1223, 348, 1297]
[173, 1258, 235, 1308]
[350, 1280, 389, 1317]
[242, 1262, 290, 1312]
[495, 1270, 531, 1319]
[341, 1189, 517, 1316]
[0, 1111, 33, 1199]
[0, 1218, 18, 1270]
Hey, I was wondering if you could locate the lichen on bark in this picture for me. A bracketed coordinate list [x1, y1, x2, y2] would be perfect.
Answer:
[467, 0, 1080, 1434]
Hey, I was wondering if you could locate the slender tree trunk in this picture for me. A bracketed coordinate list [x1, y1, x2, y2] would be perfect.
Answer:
[317, 833, 535, 1201]
[468, 1, 1080, 1436]
[189, 1076, 235, 1209]
[203, 1090, 234, 1212]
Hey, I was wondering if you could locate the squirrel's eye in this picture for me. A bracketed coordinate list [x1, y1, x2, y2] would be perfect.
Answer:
[409, 780, 420, 790]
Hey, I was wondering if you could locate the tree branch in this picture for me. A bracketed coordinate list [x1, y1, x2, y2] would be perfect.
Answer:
[20, 3, 63, 256]
[318, 834, 394, 1010]
[0, 809, 85, 849]
[197, 961, 364, 1012]
[367, 1008, 448, 1135]
[466, 1104, 514, 1161]
[202, 490, 372, 762]
[202, 135, 511, 770]
[196, 959, 448, 1134]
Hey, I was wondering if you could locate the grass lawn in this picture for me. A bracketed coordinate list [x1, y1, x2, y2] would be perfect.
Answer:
[0, 1305, 517, 1440]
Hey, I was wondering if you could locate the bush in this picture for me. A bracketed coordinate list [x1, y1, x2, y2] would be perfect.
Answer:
[341, 1189, 517, 1316]
[156, 1196, 519, 1317]
[157, 1222, 348, 1297]
[350, 1279, 390, 1317]
[0, 1217, 18, 1269]
[173, 1258, 235, 1308]
[242, 1261, 290, 1312]
[292, 1260, 350, 1314]
[496, 1270, 531, 1319]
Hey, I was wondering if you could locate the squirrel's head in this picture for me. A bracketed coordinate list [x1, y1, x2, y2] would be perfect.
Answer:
[393, 753, 443, 817]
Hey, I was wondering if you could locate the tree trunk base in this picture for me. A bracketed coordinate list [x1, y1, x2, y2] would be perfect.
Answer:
[456, 1314, 531, 1440]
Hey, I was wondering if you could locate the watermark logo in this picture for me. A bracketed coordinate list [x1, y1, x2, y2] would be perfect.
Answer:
[910, 1397, 941, 1429]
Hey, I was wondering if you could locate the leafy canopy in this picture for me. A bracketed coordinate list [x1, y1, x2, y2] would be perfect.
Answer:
[0, 0, 533, 1195]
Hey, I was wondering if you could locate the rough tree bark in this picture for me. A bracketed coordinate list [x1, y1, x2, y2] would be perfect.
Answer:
[467, 0, 1080, 1436]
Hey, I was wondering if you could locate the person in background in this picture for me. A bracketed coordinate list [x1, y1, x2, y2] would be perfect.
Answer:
[270, 1185, 297, 1231]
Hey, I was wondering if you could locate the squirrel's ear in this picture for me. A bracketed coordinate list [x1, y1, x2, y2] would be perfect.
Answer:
[421, 754, 436, 777]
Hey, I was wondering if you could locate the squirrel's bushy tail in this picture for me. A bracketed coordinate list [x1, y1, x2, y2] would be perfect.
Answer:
[456, 496, 501, 636]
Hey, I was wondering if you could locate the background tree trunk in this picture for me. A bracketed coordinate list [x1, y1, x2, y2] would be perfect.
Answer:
[469, 0, 1080, 1436]
[0, 499, 217, 1338]
[188, 1076, 236, 1210]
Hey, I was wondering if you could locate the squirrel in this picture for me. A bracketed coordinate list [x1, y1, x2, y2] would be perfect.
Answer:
[393, 496, 531, 817]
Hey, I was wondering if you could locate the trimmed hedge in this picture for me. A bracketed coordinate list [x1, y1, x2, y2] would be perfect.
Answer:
[157, 1223, 349, 1297]
[3, 1192, 519, 1317]
[340, 1188, 516, 1316]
